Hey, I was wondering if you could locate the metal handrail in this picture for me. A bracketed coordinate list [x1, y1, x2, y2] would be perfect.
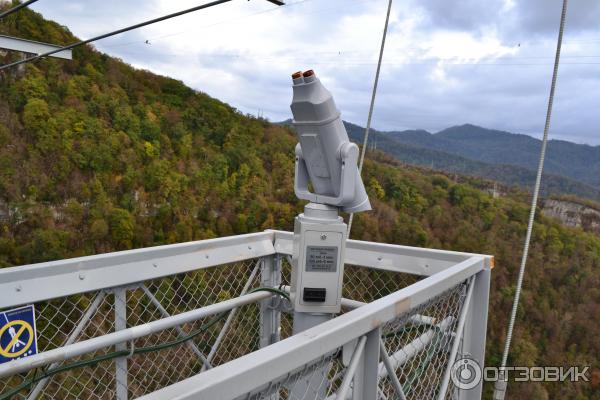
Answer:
[0, 230, 491, 309]
[0, 232, 492, 400]
[0, 231, 276, 308]
[0, 290, 272, 378]
[139, 256, 486, 400]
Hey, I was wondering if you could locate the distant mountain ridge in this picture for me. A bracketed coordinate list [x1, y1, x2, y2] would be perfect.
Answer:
[344, 122, 600, 200]
[386, 124, 600, 188]
[278, 120, 600, 200]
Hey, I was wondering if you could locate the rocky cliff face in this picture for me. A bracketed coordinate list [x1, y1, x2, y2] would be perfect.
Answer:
[542, 199, 600, 235]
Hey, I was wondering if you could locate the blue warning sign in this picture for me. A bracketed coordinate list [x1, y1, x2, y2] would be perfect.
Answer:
[0, 305, 38, 364]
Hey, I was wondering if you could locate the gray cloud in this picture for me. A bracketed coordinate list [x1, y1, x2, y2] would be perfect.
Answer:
[29, 0, 600, 145]
[512, 0, 600, 35]
[413, 0, 600, 36]
[412, 0, 506, 31]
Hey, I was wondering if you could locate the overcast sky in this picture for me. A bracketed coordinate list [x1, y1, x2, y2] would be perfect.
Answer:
[29, 0, 600, 145]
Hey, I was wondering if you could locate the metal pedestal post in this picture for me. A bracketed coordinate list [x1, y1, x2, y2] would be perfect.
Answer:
[292, 312, 332, 335]
[290, 203, 347, 399]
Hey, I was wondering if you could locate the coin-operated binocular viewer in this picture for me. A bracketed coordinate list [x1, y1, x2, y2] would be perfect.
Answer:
[289, 70, 371, 333]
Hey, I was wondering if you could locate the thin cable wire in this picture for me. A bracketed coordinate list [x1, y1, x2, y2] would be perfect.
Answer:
[347, 0, 392, 235]
[104, 47, 600, 66]
[102, 0, 372, 51]
[494, 0, 568, 398]
[134, 0, 316, 43]
[0, 0, 242, 71]
[0, 0, 39, 19]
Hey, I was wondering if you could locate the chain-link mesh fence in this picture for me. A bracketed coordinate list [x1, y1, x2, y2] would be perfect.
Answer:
[267, 256, 468, 400]
[279, 256, 421, 341]
[343, 265, 421, 305]
[0, 258, 263, 400]
[1, 251, 473, 400]
[242, 349, 345, 400]
[241, 280, 468, 400]
[379, 281, 468, 400]
[1, 291, 118, 400]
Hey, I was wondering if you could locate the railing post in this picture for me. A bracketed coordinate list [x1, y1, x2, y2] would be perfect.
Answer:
[114, 287, 128, 400]
[458, 262, 491, 400]
[352, 328, 380, 400]
[260, 255, 284, 400]
[260, 254, 281, 348]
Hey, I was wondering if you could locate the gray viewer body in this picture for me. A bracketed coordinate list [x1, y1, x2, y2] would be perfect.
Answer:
[291, 71, 371, 214]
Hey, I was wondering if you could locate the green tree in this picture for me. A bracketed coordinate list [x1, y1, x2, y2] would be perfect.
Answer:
[109, 208, 135, 249]
[23, 98, 50, 135]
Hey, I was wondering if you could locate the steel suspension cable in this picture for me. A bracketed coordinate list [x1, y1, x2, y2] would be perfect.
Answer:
[493, 1, 569, 398]
[347, 0, 393, 235]
[0, 0, 39, 19]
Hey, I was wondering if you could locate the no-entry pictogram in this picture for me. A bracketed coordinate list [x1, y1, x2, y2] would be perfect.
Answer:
[0, 305, 38, 364]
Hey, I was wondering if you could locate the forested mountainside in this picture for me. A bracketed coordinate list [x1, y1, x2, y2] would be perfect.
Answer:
[341, 121, 600, 201]
[0, 7, 598, 399]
